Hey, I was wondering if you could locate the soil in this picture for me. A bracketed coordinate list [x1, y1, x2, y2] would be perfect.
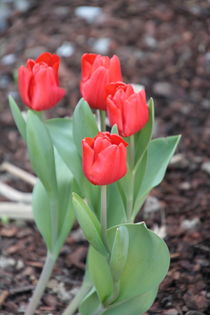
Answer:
[0, 0, 210, 314]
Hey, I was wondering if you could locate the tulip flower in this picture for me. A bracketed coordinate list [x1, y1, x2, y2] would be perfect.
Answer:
[106, 82, 149, 137]
[18, 52, 66, 111]
[80, 53, 122, 110]
[82, 132, 128, 185]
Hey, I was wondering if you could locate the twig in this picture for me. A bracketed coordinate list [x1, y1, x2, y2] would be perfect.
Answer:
[0, 202, 33, 219]
[0, 182, 32, 203]
[0, 162, 36, 186]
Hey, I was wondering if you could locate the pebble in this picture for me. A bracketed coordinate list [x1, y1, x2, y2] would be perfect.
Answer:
[169, 154, 189, 169]
[74, 6, 102, 23]
[0, 256, 16, 268]
[1, 53, 16, 65]
[181, 218, 200, 231]
[163, 309, 179, 315]
[144, 35, 157, 48]
[144, 196, 161, 215]
[201, 161, 210, 174]
[91, 37, 111, 54]
[56, 41, 75, 57]
[153, 82, 173, 97]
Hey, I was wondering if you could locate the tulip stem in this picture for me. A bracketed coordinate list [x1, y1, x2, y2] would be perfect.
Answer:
[129, 135, 135, 170]
[101, 185, 110, 253]
[24, 251, 57, 315]
[99, 110, 106, 131]
[127, 135, 135, 221]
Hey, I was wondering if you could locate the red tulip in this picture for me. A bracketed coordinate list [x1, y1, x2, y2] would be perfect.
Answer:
[80, 53, 122, 110]
[18, 52, 65, 111]
[82, 132, 128, 185]
[106, 82, 149, 137]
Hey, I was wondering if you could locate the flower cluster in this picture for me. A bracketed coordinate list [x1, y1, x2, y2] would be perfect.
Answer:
[12, 50, 180, 315]
[81, 53, 149, 137]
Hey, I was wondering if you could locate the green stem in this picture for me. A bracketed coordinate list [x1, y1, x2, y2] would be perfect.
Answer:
[24, 252, 57, 315]
[100, 185, 110, 253]
[127, 135, 135, 221]
[129, 135, 135, 169]
[99, 110, 106, 131]
[62, 282, 91, 315]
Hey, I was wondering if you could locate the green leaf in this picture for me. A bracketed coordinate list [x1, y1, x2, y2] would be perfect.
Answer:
[134, 98, 154, 163]
[26, 110, 57, 194]
[32, 150, 75, 254]
[80, 289, 103, 315]
[72, 193, 107, 256]
[72, 98, 98, 155]
[110, 226, 129, 281]
[133, 135, 181, 216]
[107, 183, 127, 227]
[80, 284, 158, 315]
[103, 287, 158, 315]
[8, 95, 26, 141]
[32, 179, 52, 250]
[46, 118, 82, 182]
[88, 222, 170, 307]
[88, 246, 114, 304]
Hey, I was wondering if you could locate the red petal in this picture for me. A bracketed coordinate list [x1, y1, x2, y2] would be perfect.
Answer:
[31, 67, 65, 111]
[18, 66, 33, 107]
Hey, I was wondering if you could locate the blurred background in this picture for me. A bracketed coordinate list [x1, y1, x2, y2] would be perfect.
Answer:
[0, 0, 210, 314]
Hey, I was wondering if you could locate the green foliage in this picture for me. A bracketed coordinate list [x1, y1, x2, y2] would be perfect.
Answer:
[83, 222, 170, 314]
[32, 149, 75, 254]
[72, 193, 107, 256]
[8, 95, 26, 141]
[72, 98, 99, 156]
[26, 110, 57, 194]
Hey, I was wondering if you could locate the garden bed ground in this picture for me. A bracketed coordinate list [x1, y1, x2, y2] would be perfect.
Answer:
[0, 0, 210, 314]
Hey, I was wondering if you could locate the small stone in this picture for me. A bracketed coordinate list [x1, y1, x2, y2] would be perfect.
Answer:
[74, 6, 102, 23]
[0, 256, 16, 268]
[91, 37, 111, 54]
[170, 154, 189, 169]
[16, 259, 24, 270]
[56, 42, 75, 57]
[153, 82, 173, 97]
[1, 54, 16, 65]
[181, 218, 200, 231]
[144, 35, 157, 48]
[180, 182, 191, 190]
[144, 196, 161, 215]
[163, 309, 179, 315]
[70, 228, 85, 242]
[201, 161, 210, 174]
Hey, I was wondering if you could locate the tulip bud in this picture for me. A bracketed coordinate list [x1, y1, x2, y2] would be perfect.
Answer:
[18, 52, 66, 111]
[106, 82, 149, 137]
[80, 53, 122, 110]
[82, 132, 128, 185]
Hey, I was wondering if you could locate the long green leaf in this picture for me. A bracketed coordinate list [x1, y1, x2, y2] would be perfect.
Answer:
[26, 110, 57, 194]
[72, 193, 107, 256]
[8, 95, 26, 141]
[133, 135, 181, 217]
[72, 98, 98, 155]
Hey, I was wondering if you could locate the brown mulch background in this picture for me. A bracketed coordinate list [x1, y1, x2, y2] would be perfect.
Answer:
[0, 0, 210, 314]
